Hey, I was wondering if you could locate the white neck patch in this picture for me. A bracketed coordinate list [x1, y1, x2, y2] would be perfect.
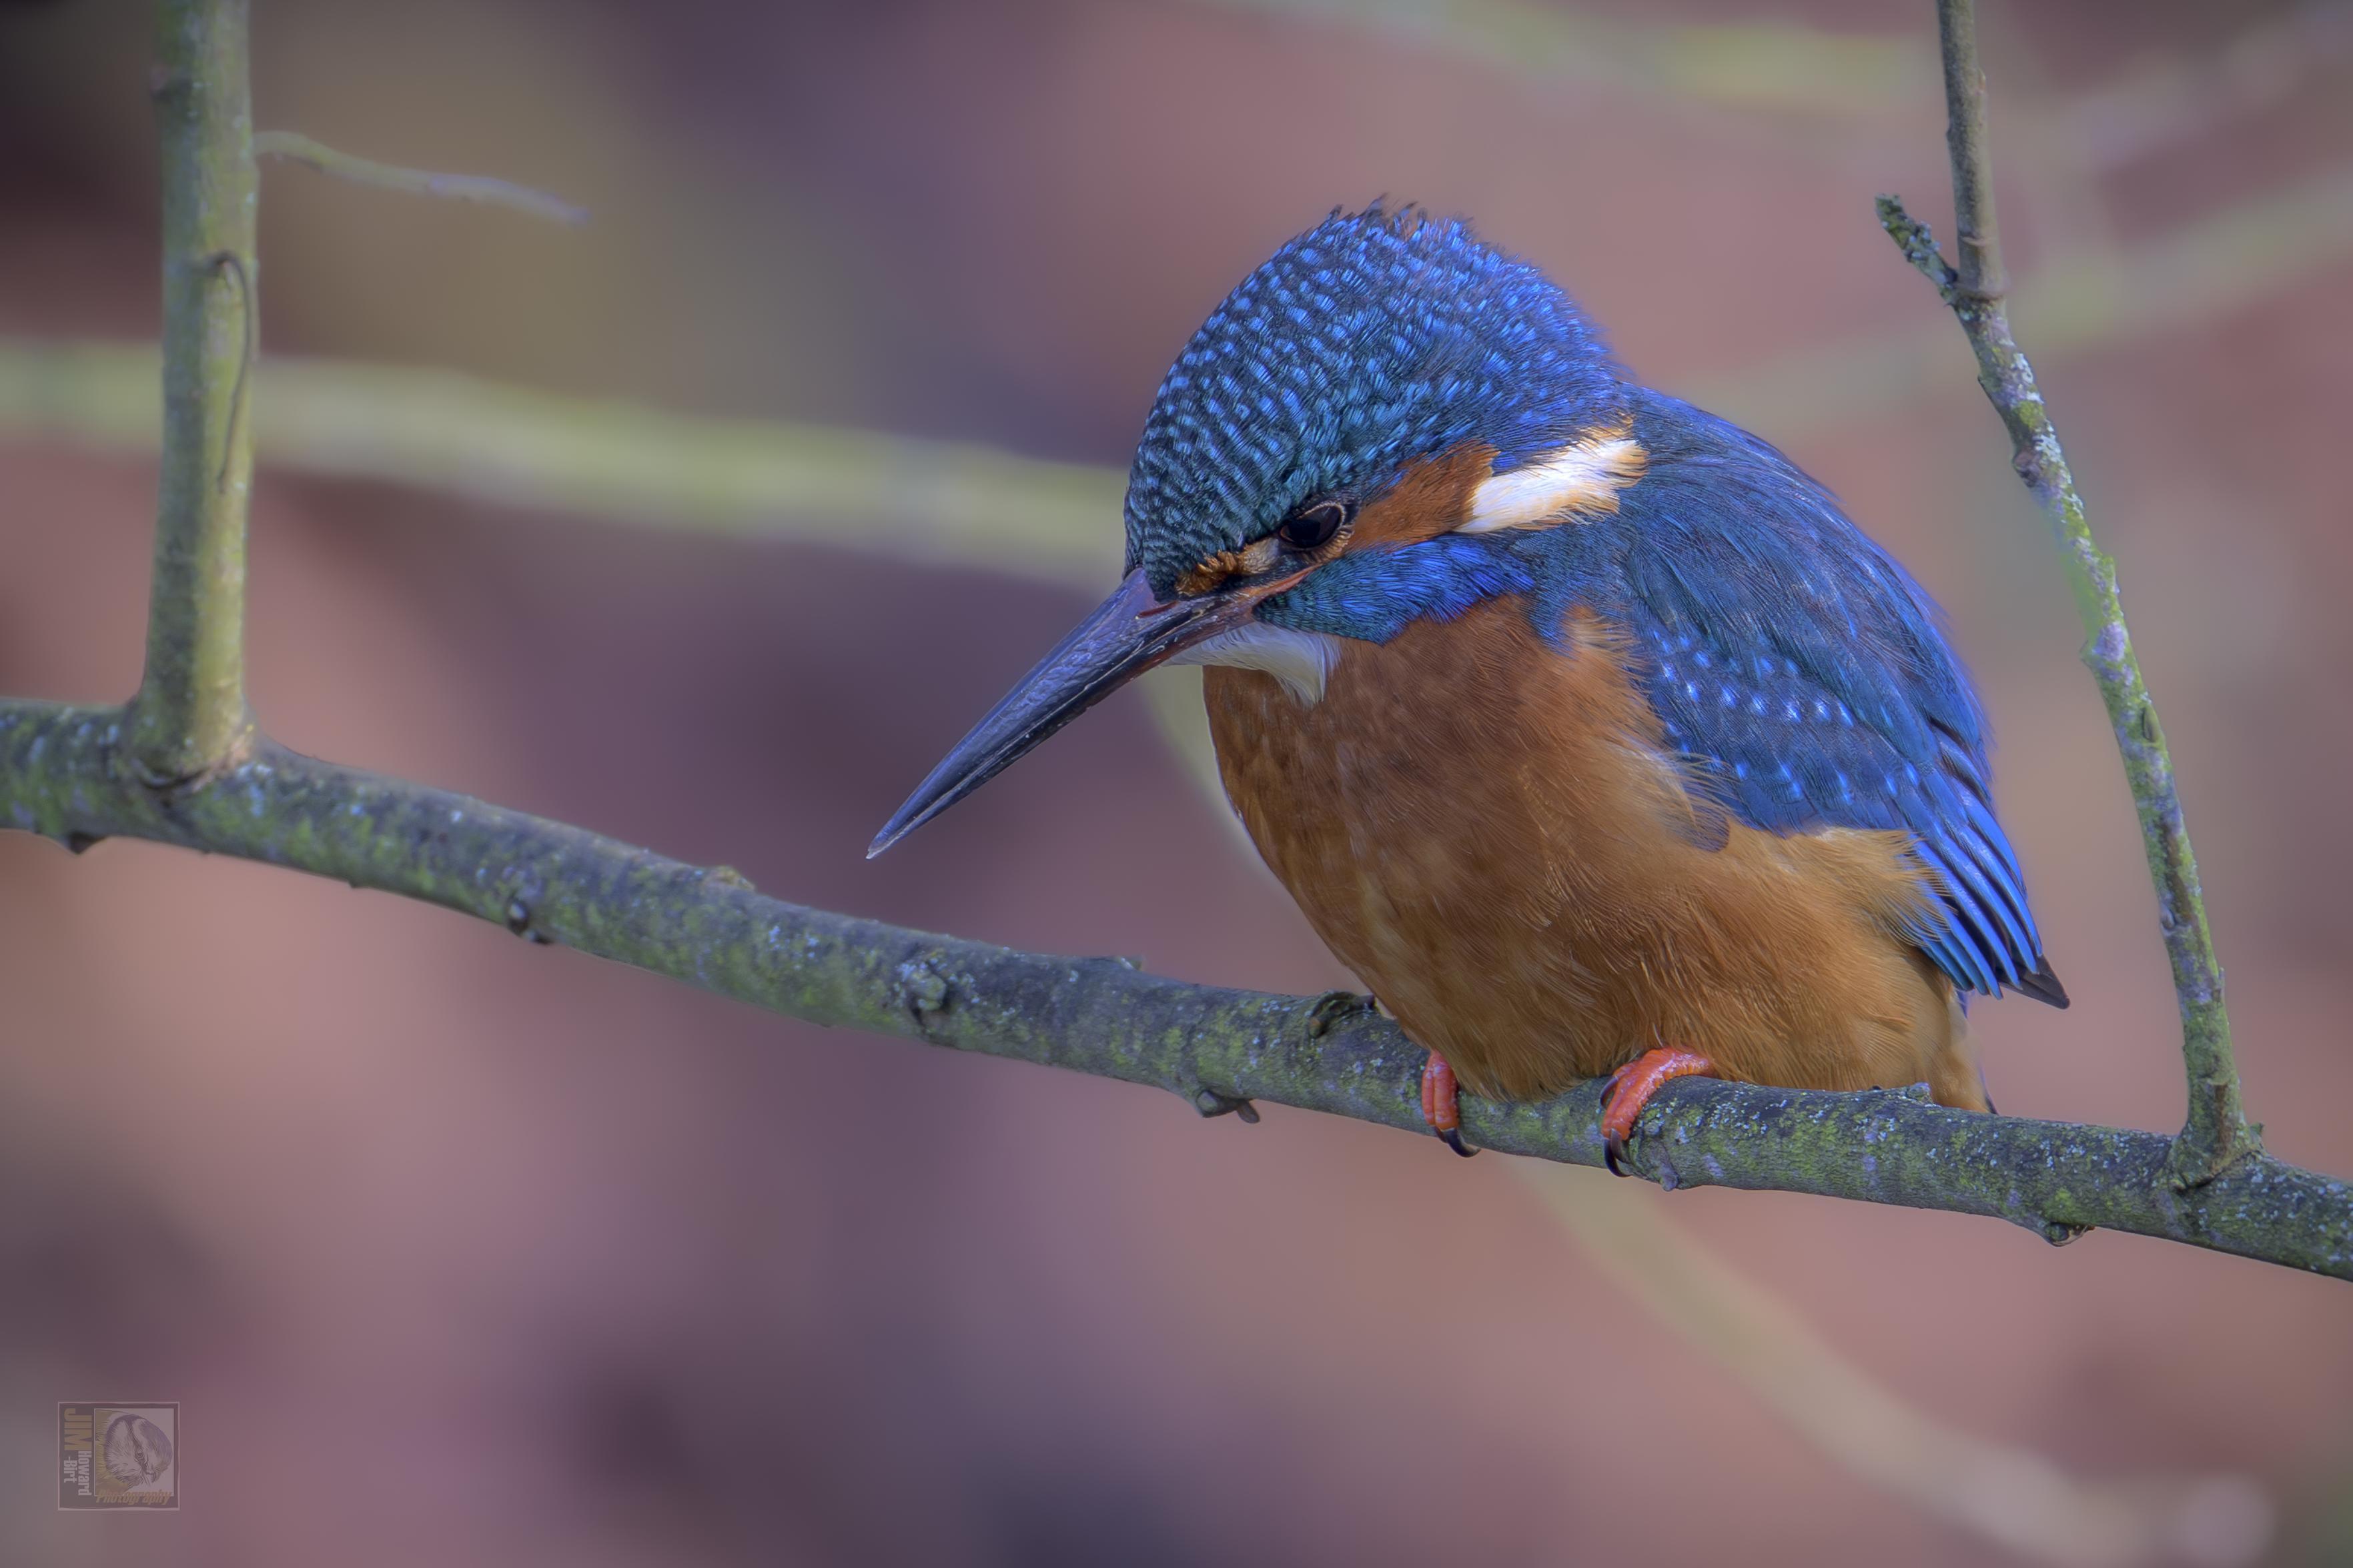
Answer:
[1169, 622, 1345, 704]
[1457, 433, 1646, 534]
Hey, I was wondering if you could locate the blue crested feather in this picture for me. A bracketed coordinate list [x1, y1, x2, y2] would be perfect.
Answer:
[1124, 205, 1621, 596]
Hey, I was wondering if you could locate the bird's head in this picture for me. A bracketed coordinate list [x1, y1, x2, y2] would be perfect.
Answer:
[871, 205, 1632, 855]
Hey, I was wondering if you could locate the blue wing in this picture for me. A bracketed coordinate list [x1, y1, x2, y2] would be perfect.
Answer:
[1606, 392, 2065, 1006]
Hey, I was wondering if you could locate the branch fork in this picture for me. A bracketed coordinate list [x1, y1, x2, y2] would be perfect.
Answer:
[1880, 0, 2261, 1193]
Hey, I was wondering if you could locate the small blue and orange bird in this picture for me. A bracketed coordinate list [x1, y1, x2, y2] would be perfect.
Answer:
[872, 205, 2065, 1165]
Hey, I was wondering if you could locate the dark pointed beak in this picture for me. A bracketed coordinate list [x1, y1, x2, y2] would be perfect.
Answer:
[869, 564, 1305, 857]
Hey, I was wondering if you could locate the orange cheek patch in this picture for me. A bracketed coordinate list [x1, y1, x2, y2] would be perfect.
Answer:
[1346, 442, 1500, 550]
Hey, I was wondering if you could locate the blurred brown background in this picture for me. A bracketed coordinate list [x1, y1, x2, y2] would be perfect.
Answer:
[4, 1, 2353, 1563]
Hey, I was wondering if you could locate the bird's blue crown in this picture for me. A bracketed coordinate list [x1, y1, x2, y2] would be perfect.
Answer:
[1123, 205, 1624, 594]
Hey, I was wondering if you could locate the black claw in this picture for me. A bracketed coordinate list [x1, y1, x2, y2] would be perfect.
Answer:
[1602, 1136, 1629, 1177]
[1440, 1128, 1476, 1158]
[1193, 1088, 1258, 1122]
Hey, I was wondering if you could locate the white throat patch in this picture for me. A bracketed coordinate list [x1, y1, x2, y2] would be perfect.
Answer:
[1169, 622, 1345, 704]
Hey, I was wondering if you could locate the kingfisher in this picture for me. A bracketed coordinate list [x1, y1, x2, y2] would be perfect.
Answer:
[871, 205, 2065, 1167]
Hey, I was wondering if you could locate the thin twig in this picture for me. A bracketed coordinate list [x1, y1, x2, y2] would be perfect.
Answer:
[255, 129, 588, 225]
[1937, 0, 2007, 300]
[1882, 0, 2258, 1187]
[131, 0, 258, 786]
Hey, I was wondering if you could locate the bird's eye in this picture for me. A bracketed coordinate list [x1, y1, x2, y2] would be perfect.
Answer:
[1278, 498, 1351, 552]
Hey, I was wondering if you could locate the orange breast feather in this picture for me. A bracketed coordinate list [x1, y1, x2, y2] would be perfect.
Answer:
[1204, 596, 1983, 1107]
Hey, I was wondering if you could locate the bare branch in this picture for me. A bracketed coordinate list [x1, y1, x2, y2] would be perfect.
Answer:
[1936, 0, 2007, 300]
[255, 129, 587, 226]
[3, 700, 2347, 1278]
[1882, 0, 2257, 1187]
[133, 0, 258, 785]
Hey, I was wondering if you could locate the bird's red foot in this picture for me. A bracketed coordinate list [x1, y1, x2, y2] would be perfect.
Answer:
[1420, 1052, 1475, 1158]
[1599, 1048, 1717, 1176]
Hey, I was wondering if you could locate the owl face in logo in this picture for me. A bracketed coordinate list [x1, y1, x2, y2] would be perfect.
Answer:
[102, 1413, 173, 1488]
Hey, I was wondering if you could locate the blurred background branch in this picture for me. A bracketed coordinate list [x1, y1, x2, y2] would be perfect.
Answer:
[1520, 1164, 2274, 1567]
[1705, 160, 2353, 436]
[1192, 0, 1931, 117]
[0, 341, 1122, 586]
[11, 149, 2353, 553]
[2042, 1, 2353, 173]
[256, 128, 590, 225]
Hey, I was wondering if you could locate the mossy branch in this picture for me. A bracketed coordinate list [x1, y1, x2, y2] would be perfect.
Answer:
[3, 699, 2348, 1279]
[1879, 0, 2257, 1189]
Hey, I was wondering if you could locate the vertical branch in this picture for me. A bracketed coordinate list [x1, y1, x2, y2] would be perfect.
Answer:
[1881, 0, 2257, 1186]
[130, 0, 257, 784]
[1936, 0, 2007, 299]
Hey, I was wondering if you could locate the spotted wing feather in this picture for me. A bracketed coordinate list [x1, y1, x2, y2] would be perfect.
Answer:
[1612, 394, 2065, 1006]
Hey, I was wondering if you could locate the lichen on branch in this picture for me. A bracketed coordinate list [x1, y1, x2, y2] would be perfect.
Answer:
[3, 701, 2347, 1279]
